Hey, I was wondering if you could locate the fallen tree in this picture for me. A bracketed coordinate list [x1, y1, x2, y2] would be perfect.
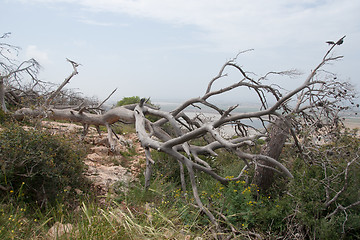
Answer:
[10, 36, 357, 231]
[132, 36, 356, 229]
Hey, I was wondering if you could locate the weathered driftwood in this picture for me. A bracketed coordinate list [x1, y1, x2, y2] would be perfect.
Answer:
[14, 106, 135, 149]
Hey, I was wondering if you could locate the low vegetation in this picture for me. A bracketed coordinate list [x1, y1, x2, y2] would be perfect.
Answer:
[0, 123, 90, 207]
[0, 109, 359, 239]
[1, 32, 359, 239]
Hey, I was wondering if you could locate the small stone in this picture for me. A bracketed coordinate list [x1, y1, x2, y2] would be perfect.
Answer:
[47, 222, 73, 239]
[74, 188, 83, 195]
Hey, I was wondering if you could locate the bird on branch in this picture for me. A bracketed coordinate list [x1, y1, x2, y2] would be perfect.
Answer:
[335, 35, 346, 45]
[66, 58, 81, 67]
[326, 35, 346, 46]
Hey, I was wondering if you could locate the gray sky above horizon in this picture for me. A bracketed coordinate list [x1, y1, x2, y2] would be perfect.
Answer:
[2, 0, 360, 104]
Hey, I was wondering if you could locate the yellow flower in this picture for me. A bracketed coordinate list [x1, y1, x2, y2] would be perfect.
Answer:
[233, 190, 237, 192]
[10, 190, 14, 193]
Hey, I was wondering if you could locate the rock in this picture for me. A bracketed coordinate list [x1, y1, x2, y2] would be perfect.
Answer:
[164, 229, 175, 239]
[74, 188, 83, 195]
[87, 153, 103, 162]
[84, 165, 134, 193]
[90, 146, 109, 155]
[47, 222, 73, 239]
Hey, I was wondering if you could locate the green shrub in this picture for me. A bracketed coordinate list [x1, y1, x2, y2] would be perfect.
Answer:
[148, 133, 360, 239]
[116, 96, 142, 106]
[0, 109, 11, 124]
[115, 96, 160, 123]
[0, 123, 90, 208]
[111, 125, 360, 239]
[252, 134, 360, 239]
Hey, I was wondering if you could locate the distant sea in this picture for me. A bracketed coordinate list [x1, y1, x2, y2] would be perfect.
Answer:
[153, 100, 360, 136]
[154, 100, 268, 137]
[153, 100, 261, 113]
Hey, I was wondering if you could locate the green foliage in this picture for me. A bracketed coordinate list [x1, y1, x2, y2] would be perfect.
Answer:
[150, 151, 182, 183]
[145, 133, 360, 239]
[0, 123, 90, 208]
[115, 96, 160, 123]
[112, 122, 136, 135]
[115, 96, 157, 108]
[0, 202, 40, 239]
[252, 134, 360, 239]
[116, 96, 142, 106]
[0, 109, 11, 124]
[0, 109, 5, 123]
[1, 114, 358, 238]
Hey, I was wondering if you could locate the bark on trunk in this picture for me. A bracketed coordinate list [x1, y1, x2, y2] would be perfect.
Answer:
[254, 117, 290, 192]
[0, 77, 7, 112]
[13, 106, 135, 149]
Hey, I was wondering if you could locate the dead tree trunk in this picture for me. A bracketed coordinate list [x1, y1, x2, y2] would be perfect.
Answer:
[254, 117, 290, 192]
[0, 76, 6, 112]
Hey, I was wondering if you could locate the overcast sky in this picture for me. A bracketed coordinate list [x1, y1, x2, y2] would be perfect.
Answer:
[2, 0, 360, 104]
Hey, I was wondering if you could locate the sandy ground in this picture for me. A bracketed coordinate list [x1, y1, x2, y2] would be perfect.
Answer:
[344, 117, 360, 130]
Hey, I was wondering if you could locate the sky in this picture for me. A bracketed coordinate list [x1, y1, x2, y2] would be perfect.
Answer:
[2, 0, 360, 105]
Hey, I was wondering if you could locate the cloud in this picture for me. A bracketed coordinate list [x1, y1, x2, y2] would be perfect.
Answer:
[77, 17, 115, 26]
[18, 0, 360, 52]
[25, 45, 50, 65]
[14, 0, 360, 97]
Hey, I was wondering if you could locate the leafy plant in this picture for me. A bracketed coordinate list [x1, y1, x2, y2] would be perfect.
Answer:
[252, 134, 360, 239]
[115, 96, 157, 108]
[0, 123, 90, 208]
[116, 96, 142, 106]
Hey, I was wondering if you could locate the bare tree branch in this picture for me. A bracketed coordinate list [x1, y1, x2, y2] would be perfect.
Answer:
[45, 59, 79, 106]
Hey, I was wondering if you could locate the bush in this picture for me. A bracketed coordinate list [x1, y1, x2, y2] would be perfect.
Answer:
[252, 134, 360, 239]
[115, 96, 160, 123]
[0, 109, 11, 124]
[116, 96, 142, 106]
[144, 134, 360, 239]
[0, 123, 90, 208]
